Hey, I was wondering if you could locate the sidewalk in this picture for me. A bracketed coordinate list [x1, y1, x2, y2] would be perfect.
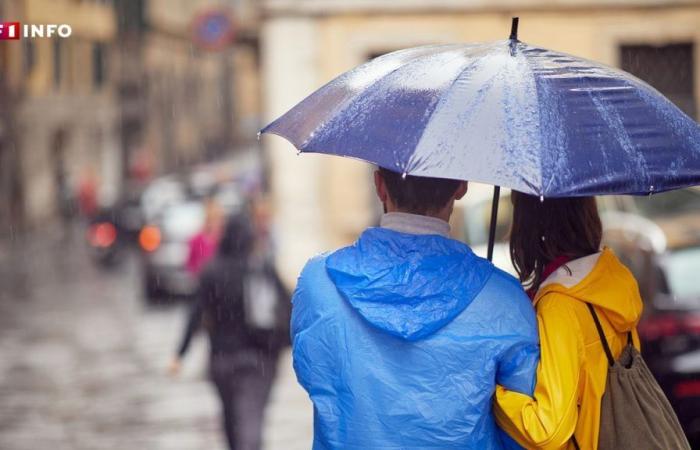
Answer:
[0, 225, 313, 450]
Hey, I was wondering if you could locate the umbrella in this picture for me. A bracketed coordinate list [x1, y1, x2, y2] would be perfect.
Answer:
[261, 18, 700, 261]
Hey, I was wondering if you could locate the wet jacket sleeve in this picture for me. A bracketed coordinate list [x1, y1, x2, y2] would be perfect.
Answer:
[495, 294, 539, 395]
[494, 294, 584, 450]
[291, 258, 340, 433]
[290, 258, 337, 396]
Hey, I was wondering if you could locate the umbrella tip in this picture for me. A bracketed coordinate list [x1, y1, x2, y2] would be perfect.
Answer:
[509, 17, 519, 41]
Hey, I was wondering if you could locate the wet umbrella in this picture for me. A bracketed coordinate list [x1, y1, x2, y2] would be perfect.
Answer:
[261, 18, 700, 261]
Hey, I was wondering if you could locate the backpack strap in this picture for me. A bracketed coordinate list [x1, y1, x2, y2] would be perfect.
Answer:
[586, 303, 615, 367]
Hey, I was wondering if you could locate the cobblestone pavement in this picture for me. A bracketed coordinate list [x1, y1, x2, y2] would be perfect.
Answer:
[0, 229, 312, 450]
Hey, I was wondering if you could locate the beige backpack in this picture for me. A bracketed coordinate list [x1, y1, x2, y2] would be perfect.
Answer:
[572, 304, 691, 450]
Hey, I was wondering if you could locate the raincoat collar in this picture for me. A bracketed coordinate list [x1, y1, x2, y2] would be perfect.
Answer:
[380, 212, 450, 237]
[538, 251, 603, 293]
[534, 248, 643, 333]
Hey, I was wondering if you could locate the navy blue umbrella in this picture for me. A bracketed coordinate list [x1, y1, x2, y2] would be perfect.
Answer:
[262, 18, 700, 260]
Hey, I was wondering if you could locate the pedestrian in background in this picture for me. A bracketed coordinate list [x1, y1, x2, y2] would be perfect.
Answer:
[169, 214, 290, 450]
[185, 198, 224, 276]
[77, 166, 98, 220]
[55, 167, 75, 241]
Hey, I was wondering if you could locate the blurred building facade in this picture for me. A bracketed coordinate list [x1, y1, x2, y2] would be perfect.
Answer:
[261, 0, 700, 283]
[0, 0, 22, 234]
[0, 0, 119, 231]
[0, 0, 262, 232]
[139, 0, 261, 175]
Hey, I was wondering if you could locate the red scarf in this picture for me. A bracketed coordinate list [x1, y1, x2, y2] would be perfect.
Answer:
[528, 255, 570, 300]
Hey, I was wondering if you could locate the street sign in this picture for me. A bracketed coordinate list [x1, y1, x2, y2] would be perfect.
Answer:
[191, 9, 235, 51]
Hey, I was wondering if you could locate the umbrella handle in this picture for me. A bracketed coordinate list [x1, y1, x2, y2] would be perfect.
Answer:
[487, 185, 501, 262]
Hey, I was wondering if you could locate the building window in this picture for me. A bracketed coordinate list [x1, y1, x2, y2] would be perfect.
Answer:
[23, 40, 35, 77]
[620, 43, 696, 119]
[116, 0, 146, 33]
[93, 43, 106, 88]
[53, 38, 62, 88]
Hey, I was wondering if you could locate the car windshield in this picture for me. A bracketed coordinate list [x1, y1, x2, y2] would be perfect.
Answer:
[141, 178, 187, 222]
[161, 202, 205, 241]
[632, 187, 700, 218]
[663, 246, 700, 302]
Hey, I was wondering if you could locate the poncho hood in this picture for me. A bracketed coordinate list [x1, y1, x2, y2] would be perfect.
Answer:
[326, 227, 494, 341]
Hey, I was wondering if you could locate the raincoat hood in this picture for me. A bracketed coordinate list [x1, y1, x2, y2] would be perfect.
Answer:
[325, 227, 493, 341]
[537, 248, 643, 333]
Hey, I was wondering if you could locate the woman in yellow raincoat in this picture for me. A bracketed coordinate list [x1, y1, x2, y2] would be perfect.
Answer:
[495, 192, 643, 450]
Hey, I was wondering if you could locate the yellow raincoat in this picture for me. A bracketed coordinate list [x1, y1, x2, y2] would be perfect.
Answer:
[495, 248, 643, 450]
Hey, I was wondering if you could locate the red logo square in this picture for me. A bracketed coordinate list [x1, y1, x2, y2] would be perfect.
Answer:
[0, 22, 20, 40]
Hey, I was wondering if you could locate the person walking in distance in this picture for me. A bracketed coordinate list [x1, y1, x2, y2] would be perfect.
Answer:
[169, 215, 290, 450]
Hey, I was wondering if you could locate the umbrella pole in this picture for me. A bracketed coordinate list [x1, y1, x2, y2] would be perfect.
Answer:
[488, 18, 514, 262]
[487, 185, 500, 262]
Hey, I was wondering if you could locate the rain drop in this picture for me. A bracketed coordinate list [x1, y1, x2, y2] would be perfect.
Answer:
[402, 172, 407, 180]
[256, 131, 262, 141]
[539, 195, 544, 202]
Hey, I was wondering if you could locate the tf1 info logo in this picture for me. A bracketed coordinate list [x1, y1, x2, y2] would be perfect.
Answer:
[0, 22, 72, 40]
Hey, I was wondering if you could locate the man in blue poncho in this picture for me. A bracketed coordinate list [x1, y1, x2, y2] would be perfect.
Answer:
[291, 168, 539, 449]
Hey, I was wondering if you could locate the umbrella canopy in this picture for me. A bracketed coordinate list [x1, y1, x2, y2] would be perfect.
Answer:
[262, 25, 700, 198]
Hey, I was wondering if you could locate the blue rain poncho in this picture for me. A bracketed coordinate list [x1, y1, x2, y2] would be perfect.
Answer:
[291, 227, 539, 449]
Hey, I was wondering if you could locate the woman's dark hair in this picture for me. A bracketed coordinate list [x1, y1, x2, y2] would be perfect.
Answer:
[510, 191, 602, 293]
[218, 215, 253, 259]
[379, 167, 461, 214]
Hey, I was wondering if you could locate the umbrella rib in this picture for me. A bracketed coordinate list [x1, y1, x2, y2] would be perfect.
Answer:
[575, 59, 652, 190]
[521, 48, 559, 196]
[562, 55, 651, 195]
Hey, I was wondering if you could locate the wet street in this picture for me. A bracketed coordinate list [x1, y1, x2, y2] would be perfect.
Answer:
[0, 228, 312, 450]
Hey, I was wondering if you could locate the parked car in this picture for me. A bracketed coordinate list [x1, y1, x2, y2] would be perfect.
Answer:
[85, 207, 127, 268]
[140, 200, 206, 300]
[635, 243, 700, 448]
[138, 177, 245, 300]
[140, 176, 188, 225]
[603, 188, 700, 446]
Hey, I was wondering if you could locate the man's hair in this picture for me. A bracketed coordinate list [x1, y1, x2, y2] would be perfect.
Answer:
[378, 167, 461, 214]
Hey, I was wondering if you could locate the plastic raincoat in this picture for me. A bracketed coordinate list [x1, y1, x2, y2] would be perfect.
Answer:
[291, 226, 539, 449]
[495, 248, 643, 450]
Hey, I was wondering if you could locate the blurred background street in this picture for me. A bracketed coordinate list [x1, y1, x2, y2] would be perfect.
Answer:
[1, 0, 699, 448]
[0, 226, 312, 450]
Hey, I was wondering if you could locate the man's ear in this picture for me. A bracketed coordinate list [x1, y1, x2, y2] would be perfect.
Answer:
[454, 181, 468, 200]
[374, 170, 389, 204]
